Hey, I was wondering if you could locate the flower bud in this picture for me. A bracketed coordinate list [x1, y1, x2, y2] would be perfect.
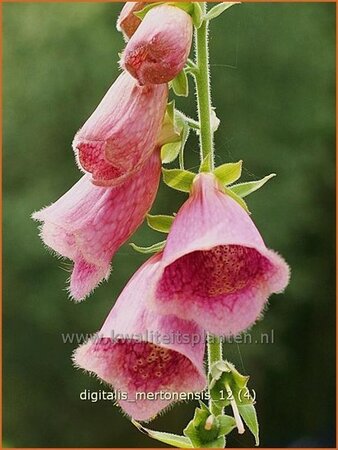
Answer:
[121, 5, 193, 85]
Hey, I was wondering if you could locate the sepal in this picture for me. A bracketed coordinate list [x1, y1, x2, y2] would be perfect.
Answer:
[204, 2, 240, 21]
[132, 420, 193, 448]
[146, 214, 174, 233]
[167, 3, 202, 28]
[213, 161, 242, 185]
[135, 2, 202, 29]
[230, 173, 276, 198]
[183, 402, 236, 448]
[172, 69, 189, 97]
[209, 360, 259, 446]
[224, 187, 250, 213]
[161, 142, 182, 164]
[162, 168, 196, 193]
[191, 2, 203, 28]
[238, 403, 259, 446]
[160, 102, 191, 164]
[134, 3, 163, 20]
[130, 241, 166, 254]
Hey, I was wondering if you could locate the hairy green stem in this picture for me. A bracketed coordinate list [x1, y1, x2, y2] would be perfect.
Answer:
[194, 3, 214, 171]
[207, 334, 223, 416]
[194, 3, 222, 417]
[179, 144, 185, 170]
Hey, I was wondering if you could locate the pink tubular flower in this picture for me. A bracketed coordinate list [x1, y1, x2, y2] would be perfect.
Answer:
[120, 5, 193, 85]
[151, 173, 290, 336]
[32, 151, 161, 301]
[73, 71, 168, 186]
[73, 254, 206, 421]
[116, 2, 146, 39]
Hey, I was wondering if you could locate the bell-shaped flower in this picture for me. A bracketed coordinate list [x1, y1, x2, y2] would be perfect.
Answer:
[116, 2, 146, 39]
[151, 173, 290, 336]
[73, 71, 168, 186]
[32, 151, 161, 301]
[73, 254, 207, 421]
[120, 5, 193, 85]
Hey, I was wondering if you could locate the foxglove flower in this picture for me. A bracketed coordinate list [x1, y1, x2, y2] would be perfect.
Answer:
[121, 5, 193, 85]
[73, 254, 206, 421]
[73, 71, 167, 186]
[32, 152, 161, 301]
[117, 2, 146, 39]
[151, 173, 290, 336]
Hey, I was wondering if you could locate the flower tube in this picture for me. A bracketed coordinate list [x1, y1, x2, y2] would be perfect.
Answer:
[73, 254, 206, 421]
[151, 173, 290, 336]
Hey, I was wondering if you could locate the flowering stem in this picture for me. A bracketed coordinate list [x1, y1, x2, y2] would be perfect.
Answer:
[179, 144, 185, 170]
[194, 3, 214, 171]
[207, 334, 223, 416]
[194, 4, 222, 417]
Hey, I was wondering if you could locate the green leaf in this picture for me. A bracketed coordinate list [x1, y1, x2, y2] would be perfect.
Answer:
[192, 2, 203, 28]
[147, 214, 174, 233]
[217, 415, 237, 436]
[162, 168, 196, 193]
[132, 420, 193, 448]
[134, 2, 163, 19]
[230, 173, 276, 198]
[204, 2, 240, 21]
[214, 161, 242, 185]
[172, 70, 189, 97]
[161, 141, 182, 164]
[238, 403, 259, 446]
[130, 241, 166, 254]
[224, 187, 250, 213]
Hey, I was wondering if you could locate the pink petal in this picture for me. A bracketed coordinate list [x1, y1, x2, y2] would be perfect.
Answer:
[151, 173, 290, 336]
[33, 151, 161, 301]
[73, 254, 207, 421]
[116, 2, 146, 39]
[73, 72, 168, 186]
[121, 5, 193, 85]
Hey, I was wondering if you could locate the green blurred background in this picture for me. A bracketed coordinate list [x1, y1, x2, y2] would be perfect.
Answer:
[3, 2, 335, 447]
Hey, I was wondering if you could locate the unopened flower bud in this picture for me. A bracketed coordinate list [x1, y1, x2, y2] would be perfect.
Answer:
[121, 5, 193, 85]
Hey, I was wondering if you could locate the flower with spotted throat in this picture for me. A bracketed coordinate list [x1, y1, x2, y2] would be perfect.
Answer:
[150, 173, 290, 336]
[73, 253, 206, 421]
[121, 4, 193, 85]
[32, 152, 161, 301]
